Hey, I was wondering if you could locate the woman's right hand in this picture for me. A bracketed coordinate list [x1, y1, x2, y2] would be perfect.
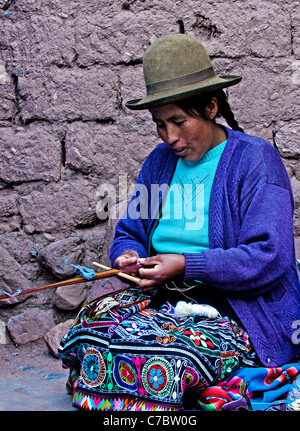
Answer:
[113, 250, 140, 270]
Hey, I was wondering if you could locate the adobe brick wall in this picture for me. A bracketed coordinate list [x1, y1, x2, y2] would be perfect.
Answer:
[0, 0, 299, 345]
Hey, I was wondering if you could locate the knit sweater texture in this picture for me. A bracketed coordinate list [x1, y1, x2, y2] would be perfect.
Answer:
[110, 126, 300, 367]
[152, 139, 227, 254]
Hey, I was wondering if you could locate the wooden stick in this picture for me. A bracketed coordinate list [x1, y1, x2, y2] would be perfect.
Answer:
[92, 262, 142, 284]
[0, 268, 121, 301]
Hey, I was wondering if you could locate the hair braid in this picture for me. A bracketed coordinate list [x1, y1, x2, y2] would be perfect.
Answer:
[215, 90, 244, 133]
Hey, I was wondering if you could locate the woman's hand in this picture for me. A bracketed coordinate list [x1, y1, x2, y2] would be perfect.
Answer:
[113, 250, 140, 270]
[137, 254, 186, 291]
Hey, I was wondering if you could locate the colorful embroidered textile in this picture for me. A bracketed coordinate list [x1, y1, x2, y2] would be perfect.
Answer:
[196, 363, 300, 411]
[58, 285, 259, 411]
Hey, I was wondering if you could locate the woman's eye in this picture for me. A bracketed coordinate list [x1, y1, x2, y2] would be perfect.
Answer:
[174, 121, 185, 127]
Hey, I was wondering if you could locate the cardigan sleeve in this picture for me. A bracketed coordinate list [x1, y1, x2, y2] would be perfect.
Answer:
[184, 183, 295, 294]
[183, 140, 296, 295]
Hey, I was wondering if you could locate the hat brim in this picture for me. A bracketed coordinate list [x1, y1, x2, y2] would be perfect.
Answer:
[125, 75, 242, 110]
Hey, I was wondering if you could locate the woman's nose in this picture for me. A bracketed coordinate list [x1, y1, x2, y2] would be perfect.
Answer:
[165, 125, 179, 145]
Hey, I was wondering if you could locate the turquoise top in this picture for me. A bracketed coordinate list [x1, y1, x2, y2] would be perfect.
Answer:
[152, 140, 227, 254]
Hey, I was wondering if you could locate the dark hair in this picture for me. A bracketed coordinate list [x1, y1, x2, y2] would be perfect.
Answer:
[177, 90, 244, 133]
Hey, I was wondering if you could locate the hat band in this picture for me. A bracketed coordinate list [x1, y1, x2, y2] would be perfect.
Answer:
[146, 67, 215, 95]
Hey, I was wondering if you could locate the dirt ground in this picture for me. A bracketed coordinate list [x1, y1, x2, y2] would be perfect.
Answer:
[0, 338, 76, 411]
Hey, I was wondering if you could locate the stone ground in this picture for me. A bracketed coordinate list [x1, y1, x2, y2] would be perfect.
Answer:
[0, 338, 76, 411]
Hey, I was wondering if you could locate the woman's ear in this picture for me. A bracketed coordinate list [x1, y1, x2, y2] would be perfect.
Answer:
[205, 96, 219, 120]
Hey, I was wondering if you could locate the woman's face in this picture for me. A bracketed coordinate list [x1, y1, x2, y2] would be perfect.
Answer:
[150, 100, 225, 162]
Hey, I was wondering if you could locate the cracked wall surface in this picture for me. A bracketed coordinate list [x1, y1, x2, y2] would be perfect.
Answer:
[0, 0, 299, 345]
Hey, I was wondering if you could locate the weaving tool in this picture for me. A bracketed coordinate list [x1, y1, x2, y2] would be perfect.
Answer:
[0, 263, 142, 301]
[92, 261, 141, 284]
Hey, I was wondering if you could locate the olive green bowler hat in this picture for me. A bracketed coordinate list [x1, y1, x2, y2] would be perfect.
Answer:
[125, 34, 242, 110]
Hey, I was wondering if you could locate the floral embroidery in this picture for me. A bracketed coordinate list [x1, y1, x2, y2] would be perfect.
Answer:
[120, 361, 136, 385]
[148, 366, 167, 391]
[114, 355, 138, 391]
[81, 348, 106, 388]
[123, 321, 148, 336]
[142, 357, 174, 397]
[183, 327, 215, 349]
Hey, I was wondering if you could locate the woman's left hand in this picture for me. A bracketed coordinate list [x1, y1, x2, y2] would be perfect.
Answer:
[137, 254, 186, 291]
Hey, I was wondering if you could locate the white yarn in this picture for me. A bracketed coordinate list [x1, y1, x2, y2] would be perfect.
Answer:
[174, 301, 221, 319]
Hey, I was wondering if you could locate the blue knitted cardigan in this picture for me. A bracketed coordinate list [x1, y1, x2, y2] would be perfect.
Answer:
[110, 126, 300, 367]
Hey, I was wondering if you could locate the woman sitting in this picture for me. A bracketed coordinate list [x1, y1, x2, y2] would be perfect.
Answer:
[59, 34, 300, 411]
